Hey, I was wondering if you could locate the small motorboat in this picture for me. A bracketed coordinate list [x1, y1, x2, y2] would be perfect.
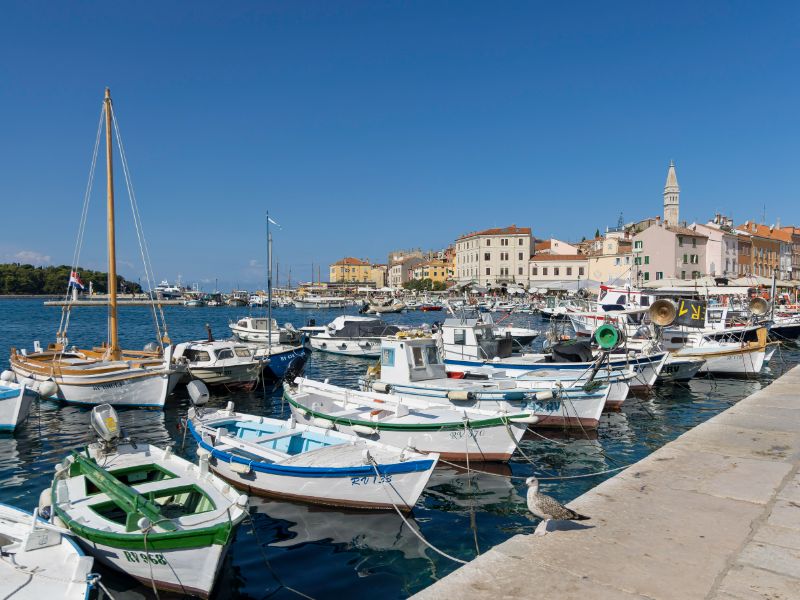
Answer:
[41, 404, 248, 599]
[0, 503, 94, 599]
[419, 304, 443, 312]
[308, 315, 400, 358]
[188, 403, 438, 511]
[0, 373, 36, 431]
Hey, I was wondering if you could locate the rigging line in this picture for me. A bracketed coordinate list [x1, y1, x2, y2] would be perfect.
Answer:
[58, 104, 105, 345]
[109, 105, 165, 345]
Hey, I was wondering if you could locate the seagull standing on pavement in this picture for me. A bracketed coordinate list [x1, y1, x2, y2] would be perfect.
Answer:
[526, 476, 590, 536]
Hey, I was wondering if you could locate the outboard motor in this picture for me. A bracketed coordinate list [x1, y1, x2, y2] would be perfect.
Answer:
[283, 353, 310, 384]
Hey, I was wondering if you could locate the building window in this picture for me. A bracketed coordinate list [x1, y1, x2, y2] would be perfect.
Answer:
[543, 267, 548, 276]
[692, 238, 697, 248]
[678, 236, 683, 246]
[531, 267, 538, 276]
[518, 252, 523, 260]
[644, 256, 649, 265]
[656, 272, 663, 280]
[692, 271, 700, 279]
[484, 253, 490, 261]
[566, 267, 572, 276]
[683, 254, 688, 264]
[644, 272, 650, 281]
[485, 267, 490, 275]
[615, 258, 620, 266]
[634, 240, 643, 250]
[691, 255, 698, 264]
[518, 238, 523, 245]
[579, 267, 585, 276]
[554, 267, 560, 276]
[501, 238, 508, 246]
[486, 239, 491, 246]
[634, 257, 641, 266]
[681, 270, 686, 279]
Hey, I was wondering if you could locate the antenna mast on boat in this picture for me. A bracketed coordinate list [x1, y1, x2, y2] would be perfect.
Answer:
[104, 88, 120, 360]
[267, 212, 273, 355]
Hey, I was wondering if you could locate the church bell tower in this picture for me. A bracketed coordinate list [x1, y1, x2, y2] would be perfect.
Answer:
[663, 160, 680, 226]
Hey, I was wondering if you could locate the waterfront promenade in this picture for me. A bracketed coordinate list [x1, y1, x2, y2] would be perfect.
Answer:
[415, 365, 800, 600]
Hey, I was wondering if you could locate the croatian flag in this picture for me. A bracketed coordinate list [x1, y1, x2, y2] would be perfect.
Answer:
[69, 271, 84, 290]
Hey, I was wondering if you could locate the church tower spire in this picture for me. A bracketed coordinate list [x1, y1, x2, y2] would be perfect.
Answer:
[663, 160, 680, 226]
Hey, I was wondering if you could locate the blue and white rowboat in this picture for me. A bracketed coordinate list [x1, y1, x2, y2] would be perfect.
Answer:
[188, 407, 438, 511]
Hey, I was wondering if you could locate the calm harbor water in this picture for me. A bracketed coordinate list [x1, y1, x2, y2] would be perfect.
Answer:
[1, 298, 797, 599]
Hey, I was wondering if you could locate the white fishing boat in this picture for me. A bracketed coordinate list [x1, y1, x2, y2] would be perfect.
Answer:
[293, 296, 349, 309]
[229, 316, 300, 345]
[0, 374, 36, 431]
[41, 404, 248, 599]
[9, 89, 181, 409]
[188, 404, 438, 510]
[441, 317, 667, 390]
[494, 324, 540, 347]
[308, 315, 401, 358]
[672, 328, 769, 377]
[174, 338, 265, 387]
[359, 337, 611, 428]
[284, 377, 536, 461]
[364, 299, 406, 314]
[0, 503, 94, 599]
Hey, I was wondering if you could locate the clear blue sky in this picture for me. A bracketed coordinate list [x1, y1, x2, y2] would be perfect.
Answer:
[1, 1, 798, 289]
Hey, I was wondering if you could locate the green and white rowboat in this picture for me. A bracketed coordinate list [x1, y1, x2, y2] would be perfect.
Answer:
[284, 378, 537, 462]
[40, 405, 248, 598]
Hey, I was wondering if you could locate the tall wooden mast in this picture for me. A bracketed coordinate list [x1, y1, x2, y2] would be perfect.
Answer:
[104, 88, 120, 359]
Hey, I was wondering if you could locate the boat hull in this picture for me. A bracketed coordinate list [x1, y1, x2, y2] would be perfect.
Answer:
[444, 352, 667, 391]
[77, 537, 229, 599]
[675, 346, 766, 377]
[309, 336, 382, 357]
[0, 384, 36, 431]
[11, 364, 175, 409]
[260, 346, 311, 379]
[285, 392, 525, 461]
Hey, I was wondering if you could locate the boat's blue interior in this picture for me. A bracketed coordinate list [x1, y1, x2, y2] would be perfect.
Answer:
[0, 386, 18, 400]
[215, 420, 345, 456]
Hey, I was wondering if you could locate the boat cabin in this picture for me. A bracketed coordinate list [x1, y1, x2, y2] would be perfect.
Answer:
[379, 338, 445, 384]
[440, 318, 514, 362]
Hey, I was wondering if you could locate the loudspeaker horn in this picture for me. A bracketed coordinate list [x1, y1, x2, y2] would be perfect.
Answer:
[649, 299, 677, 326]
[748, 297, 769, 316]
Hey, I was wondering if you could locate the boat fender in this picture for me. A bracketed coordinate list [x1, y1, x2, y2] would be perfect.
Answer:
[137, 517, 151, 531]
[352, 424, 377, 436]
[38, 379, 58, 398]
[38, 487, 52, 513]
[225, 401, 235, 414]
[0, 370, 15, 383]
[447, 390, 475, 401]
[229, 461, 251, 475]
[535, 390, 555, 402]
[311, 417, 335, 430]
[510, 414, 540, 424]
[372, 382, 392, 393]
[236, 494, 248, 508]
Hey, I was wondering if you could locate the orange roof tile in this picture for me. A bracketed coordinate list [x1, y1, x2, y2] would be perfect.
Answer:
[458, 225, 531, 240]
[529, 254, 588, 262]
[332, 257, 369, 266]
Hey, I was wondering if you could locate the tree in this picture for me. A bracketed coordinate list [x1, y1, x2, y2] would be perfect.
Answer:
[594, 228, 600, 238]
[0, 263, 142, 295]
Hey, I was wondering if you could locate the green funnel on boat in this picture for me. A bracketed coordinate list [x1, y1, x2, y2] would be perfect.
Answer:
[595, 324, 622, 350]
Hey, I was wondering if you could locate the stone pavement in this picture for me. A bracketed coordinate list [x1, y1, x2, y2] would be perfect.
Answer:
[413, 365, 800, 600]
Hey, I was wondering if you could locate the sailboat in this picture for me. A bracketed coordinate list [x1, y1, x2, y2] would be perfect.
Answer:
[9, 89, 181, 408]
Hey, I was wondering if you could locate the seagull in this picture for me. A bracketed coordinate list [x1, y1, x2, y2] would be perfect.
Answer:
[526, 477, 590, 536]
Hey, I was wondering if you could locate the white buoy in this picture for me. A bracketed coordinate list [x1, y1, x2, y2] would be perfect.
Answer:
[535, 390, 554, 402]
[510, 414, 540, 424]
[38, 380, 58, 398]
[0, 370, 15, 383]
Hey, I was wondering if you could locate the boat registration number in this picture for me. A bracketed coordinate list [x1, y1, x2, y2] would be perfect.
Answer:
[448, 429, 486, 440]
[123, 550, 168, 565]
[351, 474, 392, 486]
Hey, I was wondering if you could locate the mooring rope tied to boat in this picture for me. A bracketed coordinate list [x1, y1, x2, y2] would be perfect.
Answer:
[463, 418, 481, 557]
[367, 457, 469, 565]
[87, 573, 118, 600]
[244, 513, 317, 600]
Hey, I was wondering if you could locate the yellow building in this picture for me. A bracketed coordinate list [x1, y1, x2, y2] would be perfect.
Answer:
[329, 257, 371, 283]
[330, 258, 387, 287]
[411, 259, 454, 283]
